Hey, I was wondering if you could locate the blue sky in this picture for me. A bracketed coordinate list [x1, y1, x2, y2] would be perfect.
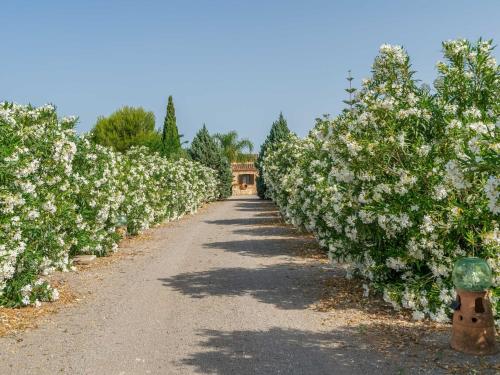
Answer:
[2, 1, 499, 147]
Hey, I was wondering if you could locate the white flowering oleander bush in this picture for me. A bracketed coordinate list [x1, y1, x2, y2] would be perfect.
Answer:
[121, 147, 217, 235]
[0, 103, 77, 307]
[262, 39, 499, 325]
[71, 137, 125, 256]
[0, 103, 217, 307]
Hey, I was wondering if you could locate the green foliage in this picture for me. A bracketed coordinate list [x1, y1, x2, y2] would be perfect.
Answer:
[91, 106, 159, 153]
[161, 96, 182, 157]
[261, 39, 500, 324]
[214, 130, 254, 162]
[190, 125, 233, 199]
[256, 112, 291, 198]
[0, 103, 218, 307]
[342, 70, 359, 111]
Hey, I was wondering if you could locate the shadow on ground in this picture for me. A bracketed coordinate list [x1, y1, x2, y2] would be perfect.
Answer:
[231, 226, 299, 237]
[227, 197, 260, 202]
[234, 202, 276, 211]
[180, 198, 500, 374]
[159, 263, 328, 310]
[179, 324, 499, 375]
[178, 325, 498, 375]
[179, 327, 398, 375]
[204, 218, 280, 226]
[206, 197, 282, 225]
[231, 198, 278, 213]
[203, 237, 316, 257]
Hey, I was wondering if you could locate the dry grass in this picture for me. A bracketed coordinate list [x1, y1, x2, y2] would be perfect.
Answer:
[0, 282, 76, 337]
[309, 259, 499, 374]
[292, 239, 329, 262]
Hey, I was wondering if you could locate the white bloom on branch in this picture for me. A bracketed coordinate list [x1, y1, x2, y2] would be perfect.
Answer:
[42, 201, 57, 214]
[446, 119, 462, 131]
[386, 257, 407, 271]
[430, 308, 450, 323]
[417, 145, 431, 157]
[445, 160, 470, 190]
[463, 107, 482, 119]
[50, 288, 60, 301]
[433, 184, 448, 200]
[469, 122, 494, 135]
[412, 311, 425, 321]
[420, 215, 434, 233]
[484, 175, 499, 214]
[27, 210, 40, 220]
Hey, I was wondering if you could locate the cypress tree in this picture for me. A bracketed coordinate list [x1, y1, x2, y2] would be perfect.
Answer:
[255, 112, 291, 198]
[161, 96, 181, 157]
[190, 125, 233, 199]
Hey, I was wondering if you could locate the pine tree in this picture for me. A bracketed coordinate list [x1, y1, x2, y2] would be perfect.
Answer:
[189, 125, 233, 199]
[161, 96, 181, 157]
[91, 106, 159, 153]
[342, 70, 359, 111]
[255, 112, 291, 198]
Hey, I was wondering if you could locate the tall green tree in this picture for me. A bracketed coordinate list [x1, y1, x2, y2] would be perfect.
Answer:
[255, 112, 291, 198]
[342, 70, 359, 111]
[91, 106, 159, 153]
[214, 131, 254, 162]
[161, 96, 182, 157]
[189, 125, 233, 198]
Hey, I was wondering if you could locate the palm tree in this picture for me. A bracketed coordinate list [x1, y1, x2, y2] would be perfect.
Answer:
[214, 131, 254, 162]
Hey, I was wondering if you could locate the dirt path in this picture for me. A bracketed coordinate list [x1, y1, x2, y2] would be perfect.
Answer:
[0, 197, 496, 374]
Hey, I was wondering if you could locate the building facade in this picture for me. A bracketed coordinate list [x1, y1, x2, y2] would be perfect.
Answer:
[231, 162, 259, 195]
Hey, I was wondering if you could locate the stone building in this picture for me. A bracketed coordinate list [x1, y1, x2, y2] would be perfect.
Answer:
[231, 162, 259, 195]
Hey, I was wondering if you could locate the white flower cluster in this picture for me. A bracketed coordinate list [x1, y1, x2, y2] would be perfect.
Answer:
[262, 39, 499, 325]
[0, 103, 217, 307]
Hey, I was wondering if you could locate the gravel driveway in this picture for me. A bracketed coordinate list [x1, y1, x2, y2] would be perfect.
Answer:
[0, 196, 491, 374]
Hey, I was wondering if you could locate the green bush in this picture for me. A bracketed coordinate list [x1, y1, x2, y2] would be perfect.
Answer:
[0, 103, 217, 307]
[262, 39, 499, 325]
